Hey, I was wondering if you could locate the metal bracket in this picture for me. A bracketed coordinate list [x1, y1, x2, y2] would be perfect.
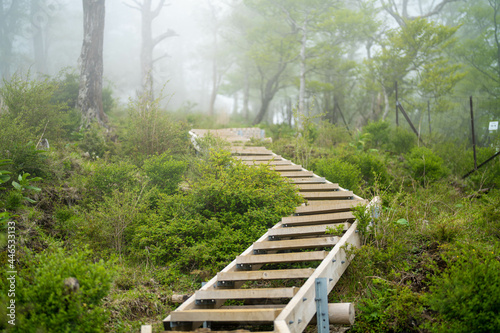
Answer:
[216, 280, 235, 288]
[236, 263, 252, 270]
[195, 299, 216, 305]
[253, 249, 268, 255]
[315, 277, 330, 333]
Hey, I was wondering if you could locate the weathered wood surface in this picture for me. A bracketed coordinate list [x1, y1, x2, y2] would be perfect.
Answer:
[297, 183, 339, 191]
[196, 287, 299, 300]
[170, 309, 282, 322]
[268, 224, 349, 239]
[295, 201, 364, 215]
[301, 191, 354, 200]
[217, 269, 314, 282]
[269, 165, 303, 171]
[279, 171, 315, 178]
[235, 155, 282, 161]
[252, 237, 338, 251]
[236, 251, 328, 265]
[242, 160, 292, 166]
[282, 212, 355, 226]
[288, 177, 326, 184]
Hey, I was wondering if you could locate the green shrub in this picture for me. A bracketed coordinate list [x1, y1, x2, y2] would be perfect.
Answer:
[426, 246, 500, 333]
[316, 120, 351, 148]
[406, 146, 449, 184]
[132, 149, 303, 275]
[343, 151, 390, 189]
[353, 280, 424, 333]
[0, 247, 114, 332]
[141, 152, 187, 195]
[391, 127, 416, 155]
[0, 73, 65, 140]
[83, 160, 141, 202]
[314, 158, 362, 192]
[362, 120, 391, 149]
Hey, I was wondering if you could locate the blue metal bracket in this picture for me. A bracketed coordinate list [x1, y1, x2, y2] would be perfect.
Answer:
[315, 277, 329, 333]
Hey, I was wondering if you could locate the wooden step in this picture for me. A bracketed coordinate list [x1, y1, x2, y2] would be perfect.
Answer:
[295, 201, 362, 215]
[230, 147, 273, 155]
[236, 251, 328, 265]
[170, 308, 282, 322]
[217, 268, 314, 282]
[268, 224, 349, 239]
[301, 191, 354, 200]
[279, 171, 314, 178]
[289, 177, 326, 184]
[282, 212, 355, 226]
[305, 199, 365, 206]
[242, 160, 292, 166]
[235, 155, 281, 161]
[253, 237, 338, 251]
[297, 183, 339, 192]
[196, 287, 299, 300]
[270, 165, 303, 171]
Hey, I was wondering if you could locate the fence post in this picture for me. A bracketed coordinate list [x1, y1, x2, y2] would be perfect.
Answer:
[470, 96, 477, 170]
[395, 81, 399, 126]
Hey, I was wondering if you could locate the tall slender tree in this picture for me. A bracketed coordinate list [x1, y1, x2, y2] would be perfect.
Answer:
[77, 0, 107, 127]
[125, 0, 177, 97]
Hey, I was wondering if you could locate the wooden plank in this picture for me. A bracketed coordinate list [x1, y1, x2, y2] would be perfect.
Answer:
[235, 155, 281, 161]
[268, 224, 349, 239]
[301, 191, 354, 200]
[305, 199, 365, 206]
[196, 287, 299, 300]
[230, 148, 273, 155]
[253, 237, 338, 251]
[279, 171, 314, 178]
[288, 177, 326, 184]
[217, 269, 314, 282]
[297, 183, 339, 192]
[170, 309, 282, 322]
[222, 305, 286, 310]
[236, 251, 328, 265]
[282, 212, 355, 226]
[295, 201, 362, 215]
[242, 160, 292, 166]
[270, 165, 303, 171]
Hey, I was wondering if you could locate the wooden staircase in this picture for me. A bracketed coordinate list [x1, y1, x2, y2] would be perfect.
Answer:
[162, 129, 370, 333]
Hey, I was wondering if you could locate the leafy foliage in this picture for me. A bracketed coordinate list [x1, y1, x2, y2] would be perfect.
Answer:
[131, 149, 303, 276]
[427, 246, 500, 333]
[0, 247, 114, 332]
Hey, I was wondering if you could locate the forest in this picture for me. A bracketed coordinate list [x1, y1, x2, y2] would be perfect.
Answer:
[0, 0, 499, 332]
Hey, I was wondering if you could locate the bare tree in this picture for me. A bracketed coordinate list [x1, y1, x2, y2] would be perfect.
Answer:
[380, 0, 459, 27]
[0, 0, 25, 80]
[77, 0, 107, 127]
[125, 0, 177, 96]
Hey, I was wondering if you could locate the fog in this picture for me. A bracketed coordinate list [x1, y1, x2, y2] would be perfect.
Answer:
[6, 0, 231, 111]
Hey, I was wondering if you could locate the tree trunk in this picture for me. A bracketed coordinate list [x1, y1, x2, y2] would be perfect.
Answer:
[0, 0, 21, 80]
[243, 69, 250, 121]
[77, 0, 107, 128]
[253, 94, 273, 125]
[141, 0, 154, 96]
[31, 0, 48, 75]
[298, 22, 308, 128]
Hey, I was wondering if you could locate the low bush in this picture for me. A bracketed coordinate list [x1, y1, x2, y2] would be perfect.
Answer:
[141, 152, 187, 195]
[313, 158, 362, 192]
[406, 146, 449, 184]
[131, 149, 303, 276]
[426, 245, 500, 333]
[0, 247, 114, 332]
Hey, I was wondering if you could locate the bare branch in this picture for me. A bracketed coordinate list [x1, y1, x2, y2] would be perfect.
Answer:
[152, 53, 170, 64]
[152, 28, 178, 46]
[123, 0, 142, 11]
[152, 0, 169, 18]
[409, 0, 460, 20]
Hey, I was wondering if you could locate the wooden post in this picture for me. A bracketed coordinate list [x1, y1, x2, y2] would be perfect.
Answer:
[427, 100, 431, 135]
[397, 102, 424, 145]
[141, 325, 152, 333]
[328, 303, 355, 325]
[395, 81, 399, 126]
[470, 96, 478, 170]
